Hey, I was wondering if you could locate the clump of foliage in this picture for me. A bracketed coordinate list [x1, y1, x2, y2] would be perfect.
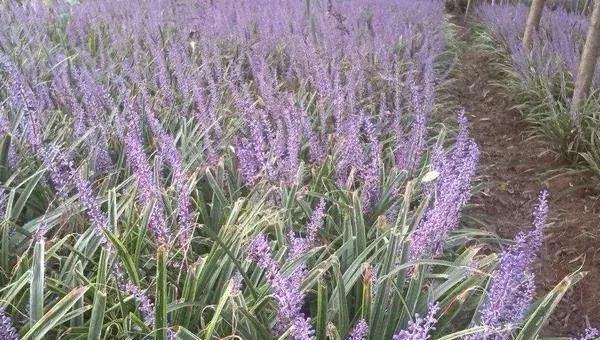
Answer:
[476, 2, 600, 176]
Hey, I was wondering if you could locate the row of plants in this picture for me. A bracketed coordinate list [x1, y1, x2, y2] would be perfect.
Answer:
[0, 0, 595, 339]
[476, 2, 600, 176]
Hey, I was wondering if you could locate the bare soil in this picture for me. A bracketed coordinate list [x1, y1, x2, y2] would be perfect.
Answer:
[447, 17, 600, 337]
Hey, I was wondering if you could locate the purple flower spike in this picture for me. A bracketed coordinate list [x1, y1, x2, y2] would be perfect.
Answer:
[393, 302, 440, 340]
[0, 306, 18, 340]
[288, 199, 326, 259]
[247, 233, 313, 339]
[348, 318, 368, 340]
[73, 169, 112, 241]
[469, 191, 549, 340]
[145, 106, 190, 249]
[117, 101, 170, 245]
[288, 230, 310, 261]
[0, 52, 43, 154]
[575, 327, 599, 340]
[396, 72, 431, 173]
[307, 199, 326, 244]
[289, 316, 314, 340]
[361, 117, 381, 210]
[42, 145, 75, 199]
[236, 108, 269, 184]
[409, 111, 480, 261]
[335, 116, 364, 186]
[112, 263, 155, 326]
[248, 233, 277, 272]
[231, 271, 244, 296]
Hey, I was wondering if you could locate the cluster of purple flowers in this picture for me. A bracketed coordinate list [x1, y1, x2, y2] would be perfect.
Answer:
[335, 116, 365, 187]
[64, 65, 113, 173]
[393, 302, 440, 340]
[41, 145, 76, 199]
[0, 52, 43, 155]
[73, 169, 112, 239]
[246, 200, 327, 339]
[143, 102, 191, 249]
[575, 327, 599, 340]
[115, 96, 171, 245]
[4, 50, 157, 328]
[248, 233, 313, 340]
[409, 110, 480, 261]
[0, 306, 18, 340]
[477, 3, 588, 85]
[469, 191, 549, 340]
[0, 0, 529, 339]
[236, 96, 309, 185]
[348, 318, 369, 340]
[0, 0, 448, 225]
[14, 133, 156, 332]
[111, 262, 155, 326]
[395, 68, 435, 174]
[45, 144, 157, 328]
[288, 198, 326, 259]
[212, 0, 445, 192]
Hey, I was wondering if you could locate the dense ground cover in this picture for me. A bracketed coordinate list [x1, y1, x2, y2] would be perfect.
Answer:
[477, 3, 600, 176]
[0, 0, 596, 339]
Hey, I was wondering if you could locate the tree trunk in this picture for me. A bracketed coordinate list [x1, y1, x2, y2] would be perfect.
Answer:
[444, 0, 468, 13]
[522, 0, 546, 47]
[573, 0, 600, 107]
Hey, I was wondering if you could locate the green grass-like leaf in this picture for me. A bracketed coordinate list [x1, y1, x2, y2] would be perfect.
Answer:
[22, 286, 90, 340]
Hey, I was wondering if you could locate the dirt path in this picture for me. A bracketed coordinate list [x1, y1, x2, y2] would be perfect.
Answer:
[447, 18, 600, 336]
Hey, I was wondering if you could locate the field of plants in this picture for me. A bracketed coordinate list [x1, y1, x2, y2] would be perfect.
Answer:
[477, 2, 600, 173]
[0, 0, 599, 339]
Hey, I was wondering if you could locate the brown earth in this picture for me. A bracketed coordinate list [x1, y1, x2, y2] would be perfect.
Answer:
[447, 17, 600, 337]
